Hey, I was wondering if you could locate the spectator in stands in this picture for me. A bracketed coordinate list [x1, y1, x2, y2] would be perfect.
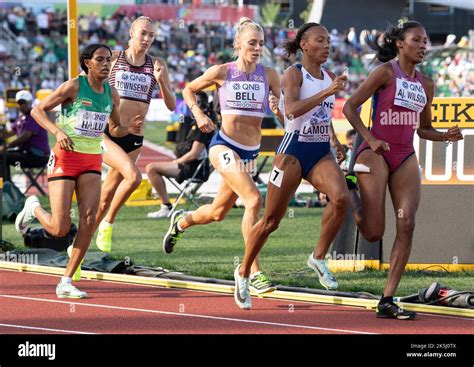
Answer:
[36, 9, 49, 36]
[146, 91, 214, 219]
[2, 5, 472, 99]
[0, 90, 50, 182]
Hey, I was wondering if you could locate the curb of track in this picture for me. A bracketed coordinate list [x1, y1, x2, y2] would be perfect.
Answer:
[1, 261, 473, 319]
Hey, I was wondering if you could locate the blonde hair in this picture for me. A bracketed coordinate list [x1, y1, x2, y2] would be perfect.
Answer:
[233, 17, 264, 54]
[130, 16, 154, 31]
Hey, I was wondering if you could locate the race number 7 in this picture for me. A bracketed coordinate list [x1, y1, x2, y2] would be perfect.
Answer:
[269, 167, 284, 187]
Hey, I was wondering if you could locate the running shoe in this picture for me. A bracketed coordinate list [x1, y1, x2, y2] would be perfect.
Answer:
[56, 282, 88, 299]
[345, 172, 358, 190]
[307, 254, 339, 290]
[376, 301, 417, 320]
[15, 195, 40, 234]
[234, 264, 251, 310]
[96, 221, 113, 253]
[249, 271, 276, 294]
[147, 205, 171, 219]
[162, 210, 185, 254]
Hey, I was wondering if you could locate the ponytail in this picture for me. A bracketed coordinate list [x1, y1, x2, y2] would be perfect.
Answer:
[281, 22, 321, 57]
[367, 20, 424, 63]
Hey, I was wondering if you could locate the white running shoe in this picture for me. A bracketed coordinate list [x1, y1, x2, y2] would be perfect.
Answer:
[307, 254, 339, 290]
[15, 196, 40, 234]
[147, 205, 171, 219]
[233, 264, 251, 310]
[56, 282, 88, 299]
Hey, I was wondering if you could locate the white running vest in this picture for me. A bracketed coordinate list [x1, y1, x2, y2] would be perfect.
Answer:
[281, 66, 335, 143]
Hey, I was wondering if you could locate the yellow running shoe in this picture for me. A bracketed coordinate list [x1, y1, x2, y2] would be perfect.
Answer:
[67, 245, 83, 281]
[96, 221, 113, 253]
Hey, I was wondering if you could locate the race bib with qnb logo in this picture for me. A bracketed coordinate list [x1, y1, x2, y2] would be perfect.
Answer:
[298, 107, 331, 143]
[115, 69, 152, 101]
[74, 109, 109, 138]
[394, 78, 427, 113]
[226, 81, 265, 109]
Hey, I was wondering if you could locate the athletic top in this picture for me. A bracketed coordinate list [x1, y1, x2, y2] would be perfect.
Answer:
[109, 51, 156, 104]
[12, 111, 50, 155]
[59, 75, 112, 154]
[281, 64, 335, 143]
[370, 59, 427, 145]
[218, 62, 269, 118]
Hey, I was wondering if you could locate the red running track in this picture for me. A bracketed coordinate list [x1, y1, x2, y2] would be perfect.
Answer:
[0, 269, 472, 335]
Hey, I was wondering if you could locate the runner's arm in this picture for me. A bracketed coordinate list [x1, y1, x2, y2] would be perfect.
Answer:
[342, 64, 392, 148]
[266, 67, 284, 124]
[153, 57, 176, 111]
[417, 76, 462, 142]
[31, 79, 78, 136]
[31, 79, 79, 151]
[108, 87, 134, 137]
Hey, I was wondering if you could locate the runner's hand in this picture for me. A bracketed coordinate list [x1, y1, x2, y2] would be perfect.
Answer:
[328, 74, 348, 95]
[128, 115, 144, 135]
[368, 137, 390, 155]
[196, 114, 215, 134]
[153, 59, 165, 83]
[333, 139, 346, 164]
[269, 94, 279, 114]
[444, 125, 463, 142]
[55, 130, 74, 152]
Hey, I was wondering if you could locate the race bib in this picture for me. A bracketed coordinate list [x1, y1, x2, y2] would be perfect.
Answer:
[226, 81, 265, 109]
[394, 78, 427, 113]
[298, 108, 331, 143]
[74, 109, 109, 138]
[269, 167, 284, 188]
[218, 150, 236, 169]
[115, 70, 152, 101]
[47, 151, 55, 175]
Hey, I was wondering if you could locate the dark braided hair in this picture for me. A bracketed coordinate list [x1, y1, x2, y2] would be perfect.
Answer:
[367, 21, 424, 63]
[80, 43, 112, 74]
[281, 22, 321, 57]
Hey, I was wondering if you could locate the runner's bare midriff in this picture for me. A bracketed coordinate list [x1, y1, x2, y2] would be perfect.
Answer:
[220, 114, 262, 147]
[117, 98, 148, 136]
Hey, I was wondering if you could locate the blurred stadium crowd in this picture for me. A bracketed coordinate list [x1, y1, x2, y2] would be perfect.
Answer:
[1, 6, 473, 102]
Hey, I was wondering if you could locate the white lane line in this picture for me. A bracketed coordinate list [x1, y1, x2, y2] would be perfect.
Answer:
[2, 269, 472, 321]
[0, 323, 96, 334]
[0, 269, 376, 313]
[0, 294, 376, 335]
